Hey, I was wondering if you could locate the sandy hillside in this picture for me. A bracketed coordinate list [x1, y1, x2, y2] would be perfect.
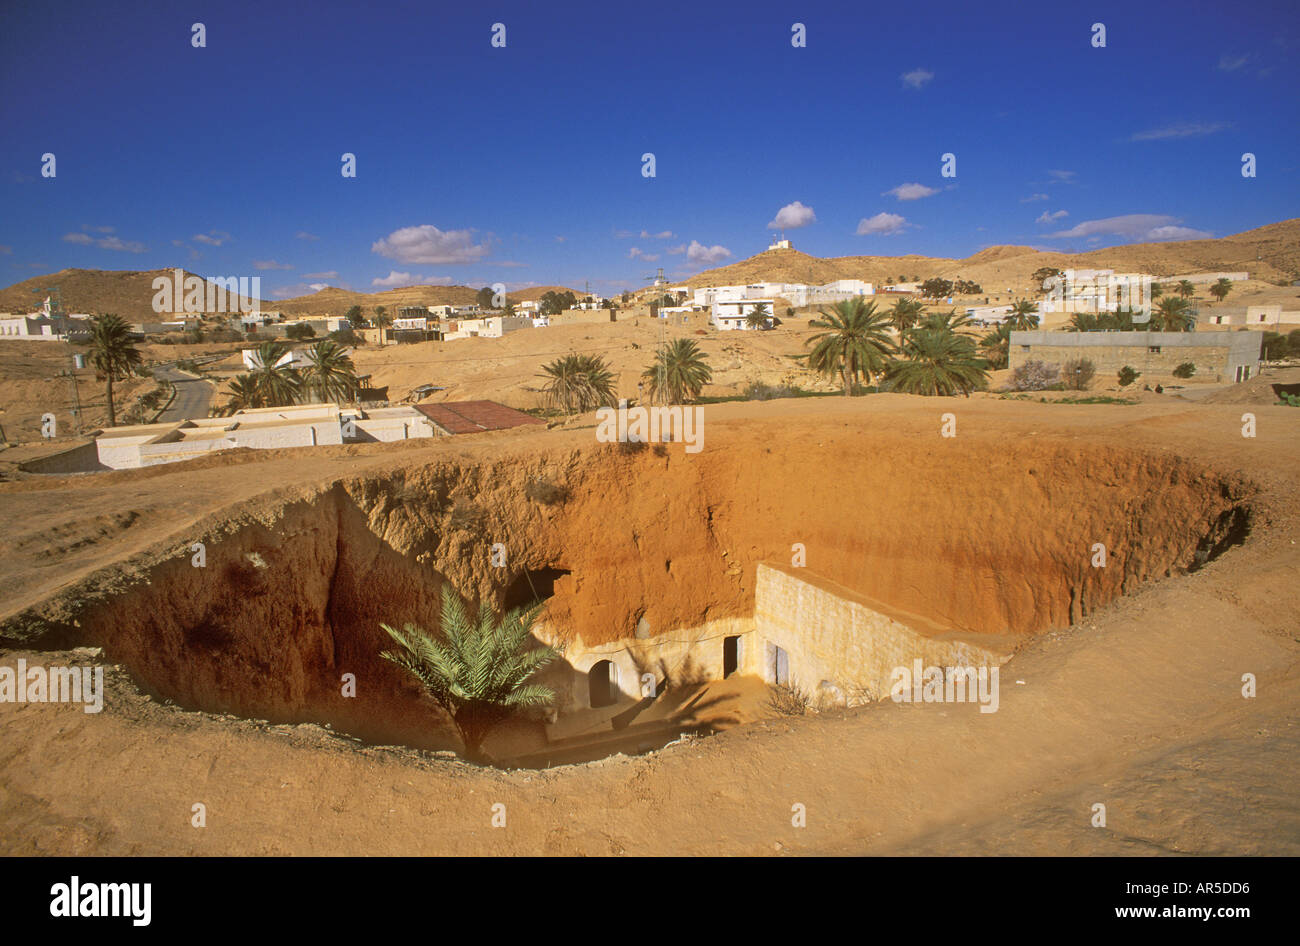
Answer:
[0, 383, 1296, 855]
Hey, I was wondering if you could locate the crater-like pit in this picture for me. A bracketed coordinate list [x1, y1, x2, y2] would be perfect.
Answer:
[2, 436, 1252, 766]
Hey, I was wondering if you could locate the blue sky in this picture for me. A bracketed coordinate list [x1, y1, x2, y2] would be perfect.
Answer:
[2, 0, 1297, 298]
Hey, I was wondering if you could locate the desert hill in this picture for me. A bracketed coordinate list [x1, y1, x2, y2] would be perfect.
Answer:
[0, 268, 584, 322]
[0, 268, 262, 322]
[687, 218, 1300, 294]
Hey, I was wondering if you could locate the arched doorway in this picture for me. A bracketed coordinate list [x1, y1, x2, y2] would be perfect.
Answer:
[588, 660, 618, 708]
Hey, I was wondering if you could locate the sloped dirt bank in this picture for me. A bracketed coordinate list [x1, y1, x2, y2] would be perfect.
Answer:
[0, 434, 1253, 755]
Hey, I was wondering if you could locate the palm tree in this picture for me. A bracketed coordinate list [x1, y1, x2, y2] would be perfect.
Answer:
[1150, 282, 1164, 301]
[246, 340, 299, 406]
[889, 329, 989, 396]
[1176, 279, 1196, 299]
[299, 339, 358, 404]
[1067, 312, 1104, 332]
[537, 353, 617, 413]
[979, 322, 1013, 369]
[221, 374, 264, 414]
[1005, 299, 1040, 331]
[87, 314, 143, 427]
[380, 585, 557, 762]
[1209, 278, 1232, 303]
[916, 308, 977, 333]
[642, 337, 713, 404]
[373, 306, 392, 343]
[1154, 297, 1195, 331]
[804, 298, 895, 395]
[887, 297, 925, 341]
[744, 302, 771, 330]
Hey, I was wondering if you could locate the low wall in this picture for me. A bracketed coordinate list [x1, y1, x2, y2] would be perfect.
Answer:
[1009, 330, 1262, 382]
[16, 441, 107, 474]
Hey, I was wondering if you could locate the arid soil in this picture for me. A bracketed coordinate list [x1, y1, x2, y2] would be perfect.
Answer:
[0, 387, 1297, 855]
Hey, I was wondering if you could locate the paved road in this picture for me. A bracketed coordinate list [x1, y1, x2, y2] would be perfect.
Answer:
[154, 364, 216, 422]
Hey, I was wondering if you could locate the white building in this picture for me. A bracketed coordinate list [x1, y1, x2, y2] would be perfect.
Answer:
[712, 299, 775, 330]
[0, 314, 82, 340]
[442, 314, 533, 340]
[93, 403, 441, 470]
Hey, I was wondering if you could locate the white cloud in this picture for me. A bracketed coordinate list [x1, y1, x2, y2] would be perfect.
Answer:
[295, 231, 320, 241]
[254, 260, 293, 271]
[628, 247, 660, 262]
[370, 270, 455, 288]
[666, 244, 686, 255]
[1218, 53, 1251, 71]
[301, 271, 339, 280]
[1020, 193, 1050, 203]
[371, 224, 489, 264]
[901, 68, 934, 89]
[883, 183, 938, 201]
[1131, 122, 1231, 141]
[192, 230, 231, 246]
[62, 231, 146, 252]
[855, 212, 907, 236]
[1047, 169, 1076, 182]
[1036, 209, 1069, 223]
[1044, 214, 1212, 242]
[554, 235, 567, 243]
[82, 225, 114, 233]
[640, 229, 675, 239]
[768, 201, 817, 229]
[686, 240, 731, 266]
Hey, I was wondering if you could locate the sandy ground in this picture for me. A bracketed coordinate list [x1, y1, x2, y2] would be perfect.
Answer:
[0, 376, 1297, 855]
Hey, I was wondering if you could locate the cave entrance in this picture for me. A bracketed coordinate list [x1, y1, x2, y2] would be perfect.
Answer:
[503, 567, 571, 612]
[723, 636, 743, 678]
[589, 660, 618, 708]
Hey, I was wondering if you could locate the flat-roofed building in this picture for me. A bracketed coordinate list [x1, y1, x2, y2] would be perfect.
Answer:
[1009, 330, 1262, 383]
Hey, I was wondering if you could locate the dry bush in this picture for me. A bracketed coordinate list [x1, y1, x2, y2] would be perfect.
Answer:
[767, 682, 812, 717]
[1062, 358, 1096, 391]
[1011, 359, 1062, 392]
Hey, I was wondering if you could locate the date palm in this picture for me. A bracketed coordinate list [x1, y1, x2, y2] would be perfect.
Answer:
[87, 314, 143, 428]
[887, 297, 925, 341]
[1005, 299, 1040, 331]
[300, 339, 359, 404]
[381, 585, 557, 762]
[222, 373, 264, 414]
[1176, 279, 1195, 299]
[1154, 297, 1195, 332]
[538, 353, 617, 413]
[246, 340, 300, 406]
[805, 298, 895, 395]
[889, 328, 989, 396]
[978, 322, 1013, 369]
[744, 302, 771, 331]
[642, 337, 713, 404]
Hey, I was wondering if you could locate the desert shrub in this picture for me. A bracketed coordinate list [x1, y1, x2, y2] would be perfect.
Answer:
[1011, 359, 1061, 391]
[1276, 392, 1300, 407]
[286, 323, 316, 340]
[743, 381, 795, 401]
[524, 478, 568, 505]
[1061, 358, 1096, 391]
[1173, 362, 1196, 379]
[1117, 365, 1140, 387]
[448, 501, 484, 531]
[767, 682, 812, 717]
